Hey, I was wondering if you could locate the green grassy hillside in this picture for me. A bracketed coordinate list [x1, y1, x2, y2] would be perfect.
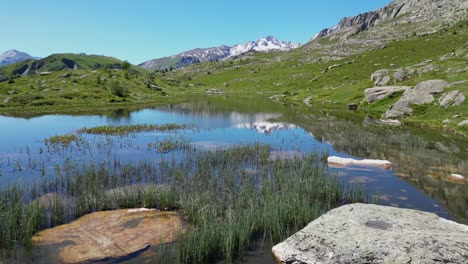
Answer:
[159, 20, 468, 134]
[0, 22, 466, 134]
[0, 54, 184, 115]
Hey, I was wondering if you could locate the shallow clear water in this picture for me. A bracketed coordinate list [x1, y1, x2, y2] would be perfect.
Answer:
[1, 95, 467, 263]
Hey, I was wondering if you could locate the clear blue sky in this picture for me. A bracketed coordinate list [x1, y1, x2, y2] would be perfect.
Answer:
[1, 0, 392, 64]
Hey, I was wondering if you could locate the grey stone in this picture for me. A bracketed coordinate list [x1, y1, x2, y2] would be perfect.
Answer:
[452, 114, 461, 119]
[384, 80, 450, 118]
[443, 119, 450, 125]
[454, 92, 465, 106]
[403, 79, 450, 105]
[303, 96, 313, 106]
[439, 90, 465, 107]
[364, 116, 401, 126]
[327, 64, 342, 70]
[371, 69, 390, 86]
[272, 203, 468, 264]
[451, 80, 467, 86]
[364, 86, 409, 103]
[458, 120, 468, 127]
[439, 55, 449, 62]
[384, 100, 413, 118]
[205, 88, 224, 94]
[421, 64, 438, 73]
[392, 69, 406, 82]
[413, 79, 450, 94]
[150, 84, 162, 91]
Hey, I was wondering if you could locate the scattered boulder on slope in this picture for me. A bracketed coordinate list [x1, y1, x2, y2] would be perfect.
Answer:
[371, 69, 390, 86]
[303, 96, 313, 106]
[458, 120, 468, 127]
[205, 88, 224, 94]
[272, 203, 468, 264]
[364, 86, 410, 103]
[384, 80, 450, 118]
[439, 90, 465, 107]
[32, 209, 184, 264]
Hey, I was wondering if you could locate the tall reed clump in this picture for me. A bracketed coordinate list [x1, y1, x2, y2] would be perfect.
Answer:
[174, 150, 365, 263]
[0, 142, 365, 263]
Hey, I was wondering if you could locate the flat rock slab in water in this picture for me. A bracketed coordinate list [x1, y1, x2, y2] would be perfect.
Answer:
[32, 209, 184, 264]
[327, 156, 392, 168]
[272, 203, 468, 264]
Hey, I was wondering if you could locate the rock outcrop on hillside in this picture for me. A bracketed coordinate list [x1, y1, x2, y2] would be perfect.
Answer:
[272, 203, 468, 264]
[306, 0, 468, 57]
[384, 80, 450, 118]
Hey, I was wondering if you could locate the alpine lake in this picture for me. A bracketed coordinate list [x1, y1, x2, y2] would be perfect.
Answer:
[0, 95, 466, 263]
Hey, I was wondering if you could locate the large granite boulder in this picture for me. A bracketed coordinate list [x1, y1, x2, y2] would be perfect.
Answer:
[32, 209, 184, 263]
[384, 80, 450, 118]
[364, 86, 410, 103]
[272, 204, 468, 264]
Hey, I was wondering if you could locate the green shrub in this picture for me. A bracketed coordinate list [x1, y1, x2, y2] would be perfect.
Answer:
[109, 81, 128, 98]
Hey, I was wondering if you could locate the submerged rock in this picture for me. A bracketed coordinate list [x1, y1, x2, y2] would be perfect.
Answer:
[327, 156, 391, 168]
[272, 203, 468, 264]
[32, 209, 184, 264]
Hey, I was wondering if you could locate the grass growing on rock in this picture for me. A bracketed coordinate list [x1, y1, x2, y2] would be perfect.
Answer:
[0, 140, 364, 263]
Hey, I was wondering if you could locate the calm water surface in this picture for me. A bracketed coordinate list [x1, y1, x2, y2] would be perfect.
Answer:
[0, 96, 466, 263]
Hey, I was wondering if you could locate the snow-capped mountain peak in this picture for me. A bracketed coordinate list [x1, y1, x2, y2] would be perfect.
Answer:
[228, 36, 300, 58]
[139, 36, 300, 71]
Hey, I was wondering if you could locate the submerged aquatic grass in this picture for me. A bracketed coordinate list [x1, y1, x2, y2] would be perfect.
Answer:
[44, 134, 82, 147]
[77, 123, 194, 136]
[147, 136, 191, 153]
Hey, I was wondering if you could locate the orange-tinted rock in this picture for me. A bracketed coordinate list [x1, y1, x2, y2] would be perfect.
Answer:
[32, 209, 184, 264]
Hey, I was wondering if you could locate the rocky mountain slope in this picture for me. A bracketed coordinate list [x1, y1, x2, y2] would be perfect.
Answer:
[139, 36, 300, 71]
[305, 0, 468, 59]
[0, 50, 39, 67]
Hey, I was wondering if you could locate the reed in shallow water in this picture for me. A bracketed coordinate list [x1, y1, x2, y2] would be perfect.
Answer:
[0, 132, 365, 263]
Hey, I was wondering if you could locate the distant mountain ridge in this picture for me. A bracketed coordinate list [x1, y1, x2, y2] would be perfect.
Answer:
[0, 53, 132, 81]
[139, 36, 300, 71]
[0, 49, 39, 67]
[305, 0, 468, 58]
